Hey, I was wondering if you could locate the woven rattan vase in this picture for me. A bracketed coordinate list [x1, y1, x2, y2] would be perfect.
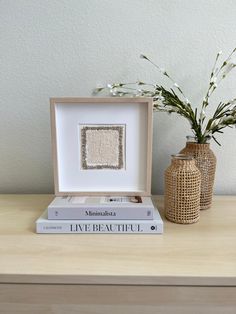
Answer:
[179, 139, 216, 210]
[164, 154, 201, 224]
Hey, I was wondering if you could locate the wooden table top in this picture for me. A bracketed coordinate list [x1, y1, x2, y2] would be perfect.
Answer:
[0, 195, 235, 286]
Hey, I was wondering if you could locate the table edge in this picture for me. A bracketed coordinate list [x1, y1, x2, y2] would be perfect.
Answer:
[0, 274, 236, 286]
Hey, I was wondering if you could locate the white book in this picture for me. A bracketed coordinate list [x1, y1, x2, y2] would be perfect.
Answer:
[47, 196, 155, 220]
[36, 207, 163, 234]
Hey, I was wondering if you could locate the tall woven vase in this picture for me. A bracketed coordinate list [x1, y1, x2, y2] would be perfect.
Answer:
[165, 155, 201, 224]
[180, 139, 216, 210]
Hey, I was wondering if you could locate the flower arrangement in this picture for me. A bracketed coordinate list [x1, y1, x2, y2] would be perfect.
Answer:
[94, 49, 236, 145]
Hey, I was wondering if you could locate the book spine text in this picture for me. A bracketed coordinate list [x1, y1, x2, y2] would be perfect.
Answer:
[36, 221, 163, 234]
[47, 207, 153, 220]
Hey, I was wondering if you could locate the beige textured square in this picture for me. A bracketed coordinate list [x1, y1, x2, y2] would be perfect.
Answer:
[81, 125, 125, 170]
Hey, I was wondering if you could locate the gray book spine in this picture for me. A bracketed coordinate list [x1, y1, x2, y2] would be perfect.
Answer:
[47, 207, 154, 220]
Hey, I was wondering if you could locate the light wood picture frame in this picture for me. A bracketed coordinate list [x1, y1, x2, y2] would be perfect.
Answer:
[50, 97, 153, 196]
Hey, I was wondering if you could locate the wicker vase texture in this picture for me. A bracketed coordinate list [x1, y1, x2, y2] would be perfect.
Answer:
[164, 155, 201, 224]
[179, 142, 216, 210]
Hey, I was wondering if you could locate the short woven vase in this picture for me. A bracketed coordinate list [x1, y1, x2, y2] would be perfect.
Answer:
[165, 155, 201, 224]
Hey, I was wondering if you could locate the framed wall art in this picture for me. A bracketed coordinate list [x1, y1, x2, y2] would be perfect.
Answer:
[50, 97, 153, 196]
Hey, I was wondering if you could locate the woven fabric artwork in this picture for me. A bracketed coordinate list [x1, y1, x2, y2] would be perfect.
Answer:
[81, 125, 125, 170]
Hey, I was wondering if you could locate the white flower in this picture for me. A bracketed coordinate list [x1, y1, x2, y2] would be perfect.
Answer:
[110, 87, 118, 96]
[210, 76, 217, 83]
[218, 51, 223, 55]
[107, 83, 112, 89]
[174, 83, 179, 88]
[185, 98, 190, 104]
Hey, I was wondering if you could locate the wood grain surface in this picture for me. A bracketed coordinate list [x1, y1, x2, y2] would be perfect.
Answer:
[0, 195, 235, 286]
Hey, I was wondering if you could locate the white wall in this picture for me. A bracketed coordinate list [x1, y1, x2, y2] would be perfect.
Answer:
[0, 0, 236, 194]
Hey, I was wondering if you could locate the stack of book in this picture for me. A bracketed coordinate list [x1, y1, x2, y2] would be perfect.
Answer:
[36, 196, 163, 234]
